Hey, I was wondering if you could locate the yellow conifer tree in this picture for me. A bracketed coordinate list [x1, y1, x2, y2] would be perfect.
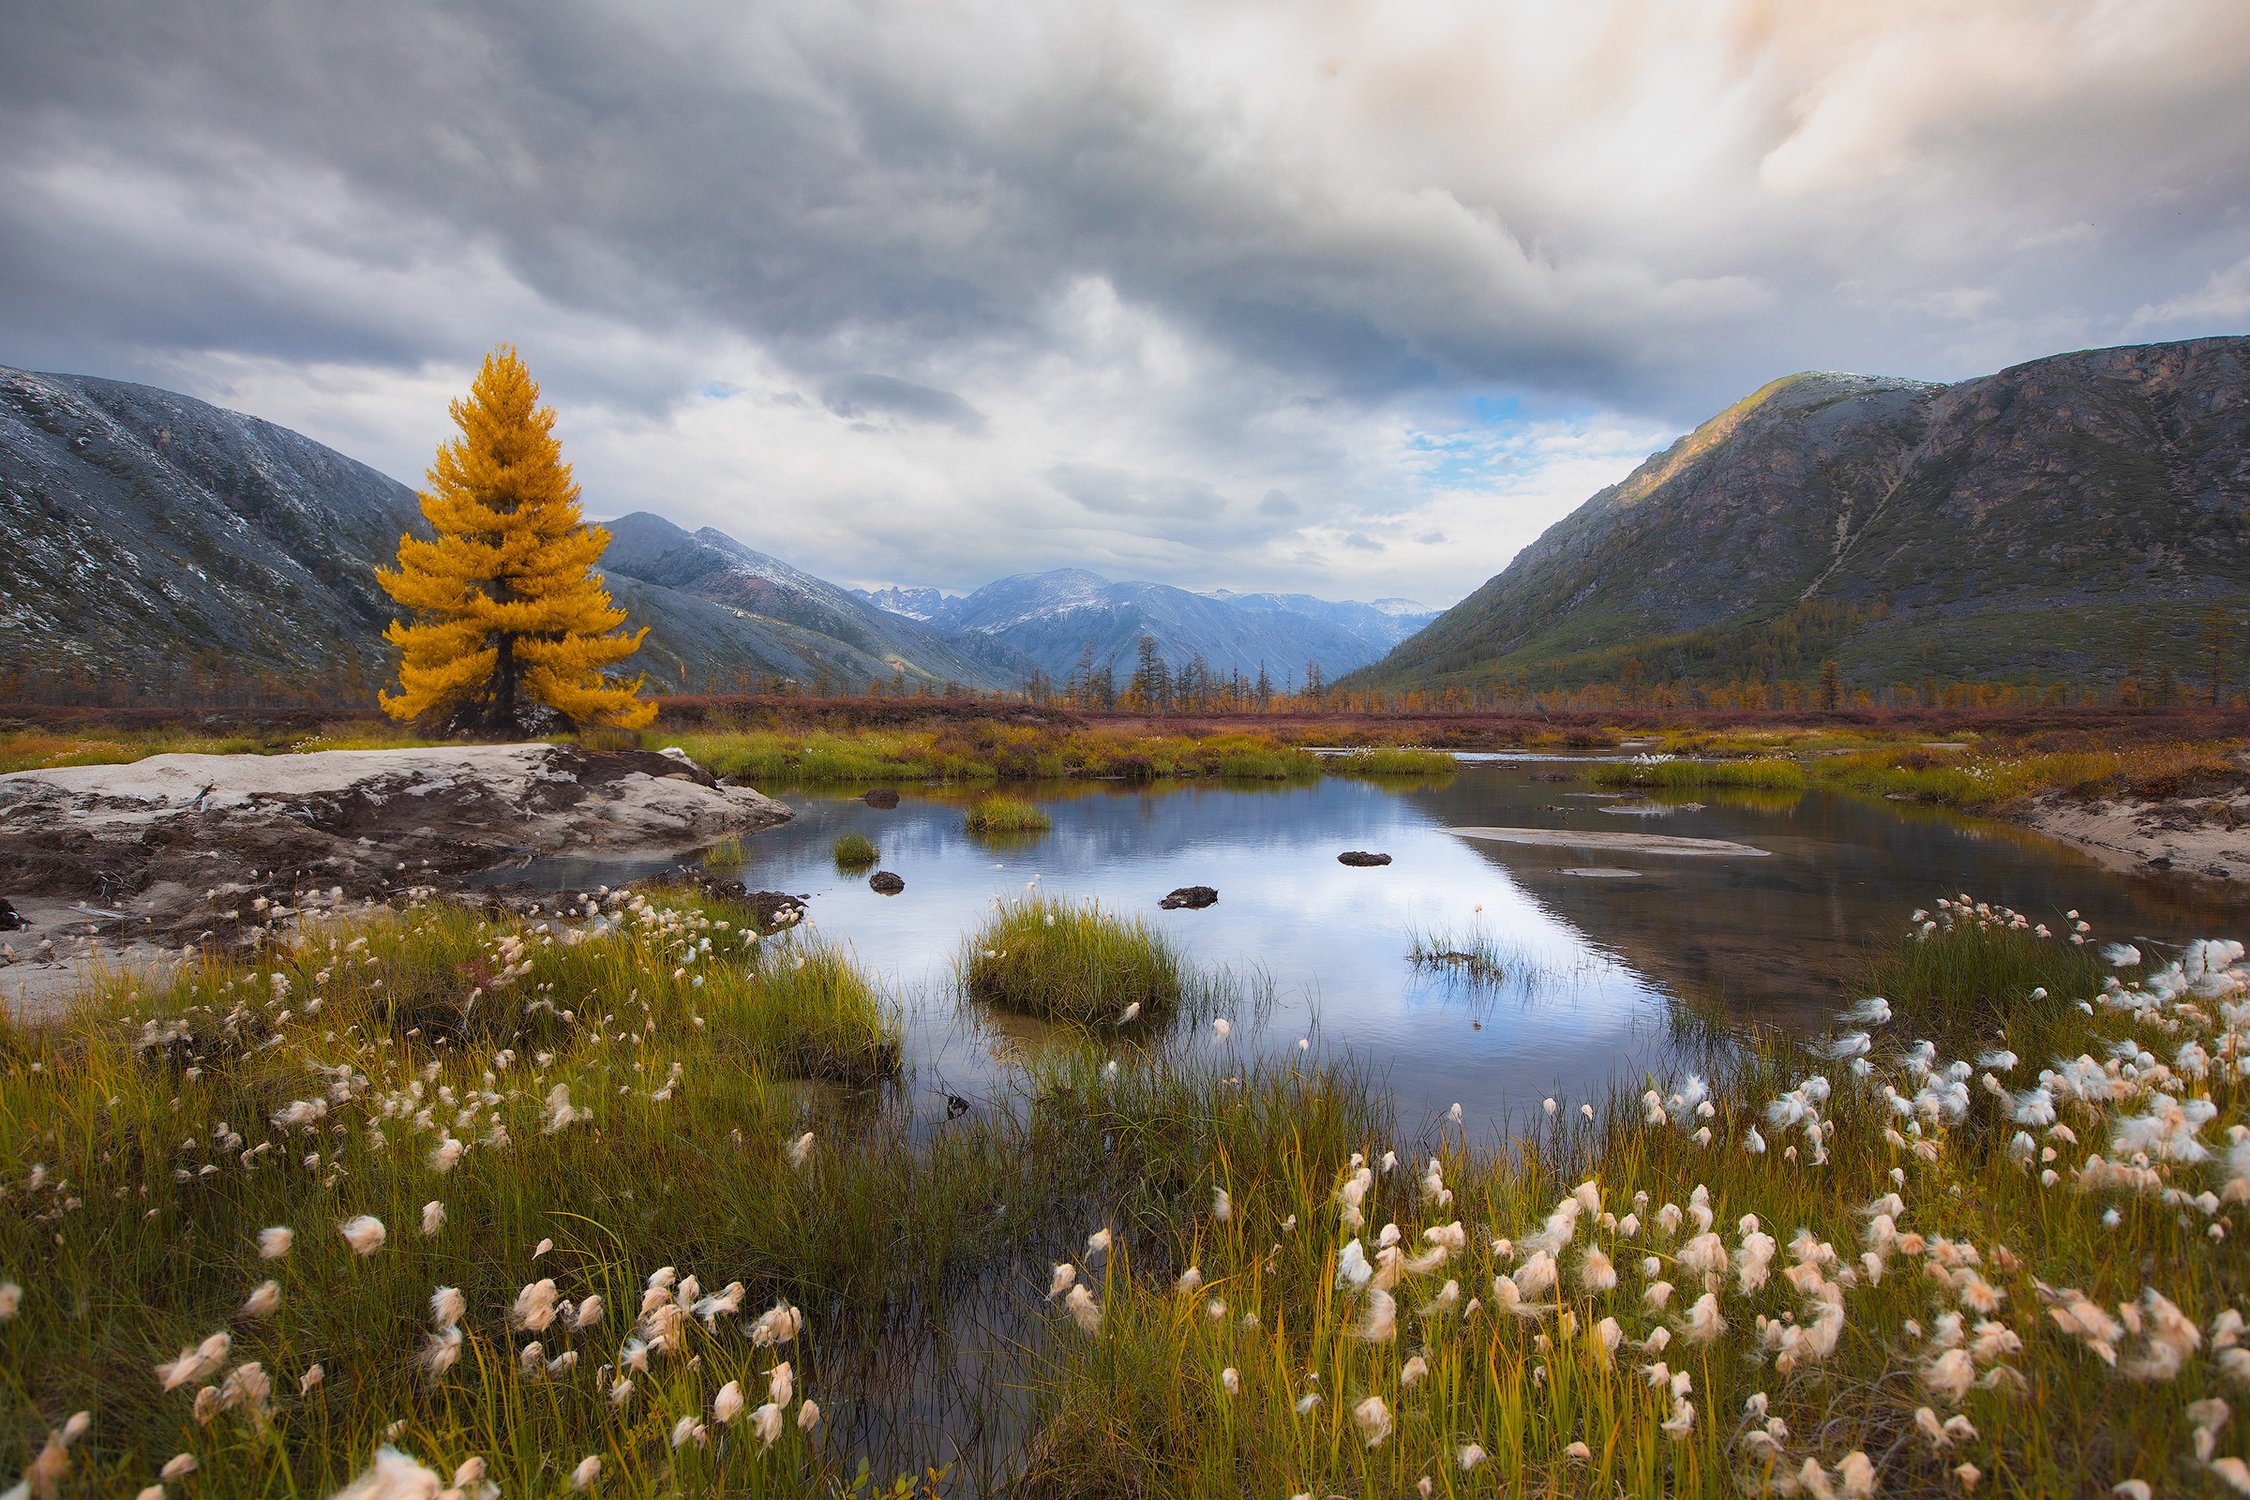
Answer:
[377, 347, 655, 733]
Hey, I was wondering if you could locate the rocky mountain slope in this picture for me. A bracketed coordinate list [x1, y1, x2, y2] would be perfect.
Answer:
[1350, 337, 2250, 692]
[861, 568, 1436, 684]
[0, 367, 1028, 699]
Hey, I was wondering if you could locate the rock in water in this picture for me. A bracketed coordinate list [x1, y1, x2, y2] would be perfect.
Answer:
[1337, 851, 1392, 867]
[869, 870, 905, 894]
[863, 788, 902, 809]
[1159, 885, 1219, 909]
[0, 897, 25, 932]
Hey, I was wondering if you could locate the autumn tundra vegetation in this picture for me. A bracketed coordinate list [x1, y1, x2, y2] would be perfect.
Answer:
[5, 351, 2249, 1498]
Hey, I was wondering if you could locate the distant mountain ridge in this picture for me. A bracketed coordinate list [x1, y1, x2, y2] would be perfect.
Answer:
[0, 367, 1033, 697]
[856, 570, 1436, 684]
[0, 364, 1419, 704]
[1349, 337, 2250, 693]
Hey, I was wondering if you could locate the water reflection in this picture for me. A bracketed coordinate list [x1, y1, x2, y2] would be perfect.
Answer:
[489, 764, 2241, 1131]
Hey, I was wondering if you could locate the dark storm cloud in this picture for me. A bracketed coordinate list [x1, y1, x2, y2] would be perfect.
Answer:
[2, 1, 2247, 599]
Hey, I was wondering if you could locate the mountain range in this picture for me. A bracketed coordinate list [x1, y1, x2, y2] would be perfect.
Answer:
[1349, 336, 2250, 694]
[0, 365, 1426, 701]
[857, 570, 1434, 687]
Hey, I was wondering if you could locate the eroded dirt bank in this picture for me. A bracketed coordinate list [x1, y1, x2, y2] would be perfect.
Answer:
[2022, 788, 2250, 883]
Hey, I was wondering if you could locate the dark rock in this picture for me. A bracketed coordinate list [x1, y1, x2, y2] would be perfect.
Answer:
[869, 870, 905, 894]
[863, 788, 901, 809]
[1159, 885, 1219, 910]
[2147, 854, 2174, 869]
[1337, 850, 1392, 867]
[0, 897, 24, 932]
[738, 889, 809, 928]
[944, 1093, 971, 1119]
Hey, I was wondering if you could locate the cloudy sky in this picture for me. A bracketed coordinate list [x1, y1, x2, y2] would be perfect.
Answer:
[5, 1, 2248, 606]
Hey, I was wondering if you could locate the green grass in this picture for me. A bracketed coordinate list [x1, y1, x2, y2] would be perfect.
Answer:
[1016, 914, 2250, 1498]
[1584, 754, 1809, 791]
[6, 880, 2247, 1496]
[963, 795, 1053, 837]
[831, 832, 879, 871]
[700, 834, 746, 873]
[1329, 747, 1458, 778]
[960, 896, 1185, 1028]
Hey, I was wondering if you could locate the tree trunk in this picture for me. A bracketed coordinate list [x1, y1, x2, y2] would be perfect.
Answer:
[493, 632, 517, 734]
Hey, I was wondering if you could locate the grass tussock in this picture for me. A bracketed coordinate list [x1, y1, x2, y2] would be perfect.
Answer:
[831, 831, 879, 871]
[964, 795, 1053, 837]
[1329, 747, 1459, 778]
[1585, 754, 1810, 792]
[0, 723, 444, 775]
[1812, 741, 2243, 813]
[1017, 908, 2250, 1498]
[961, 896, 1184, 1027]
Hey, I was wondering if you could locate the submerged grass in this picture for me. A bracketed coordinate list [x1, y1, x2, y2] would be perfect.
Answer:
[1404, 925, 1516, 987]
[961, 896, 1185, 1028]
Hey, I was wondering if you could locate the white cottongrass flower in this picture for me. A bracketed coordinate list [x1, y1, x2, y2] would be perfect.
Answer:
[338, 1215, 387, 1256]
[714, 1381, 745, 1424]
[798, 1399, 822, 1431]
[1221, 1367, 1241, 1395]
[748, 1301, 802, 1347]
[1212, 1186, 1231, 1223]
[155, 1331, 231, 1391]
[1046, 1264, 1077, 1301]
[750, 1402, 785, 1448]
[239, 1280, 281, 1320]
[570, 1454, 601, 1491]
[257, 1226, 294, 1260]
[160, 1454, 198, 1481]
[787, 1132, 815, 1168]
[1400, 1354, 1429, 1388]
[1213, 1018, 1231, 1039]
[572, 1294, 604, 1330]
[1458, 1443, 1488, 1470]
[421, 1325, 463, 1378]
[511, 1279, 560, 1332]
[1085, 1228, 1113, 1263]
[533, 1238, 553, 1259]
[1118, 1001, 1141, 1025]
[300, 1364, 324, 1394]
[1675, 1293, 1727, 1345]
[427, 1137, 464, 1173]
[1351, 1394, 1393, 1448]
[329, 1446, 442, 1500]
[421, 1201, 446, 1237]
[1064, 1284, 1102, 1334]
[1175, 1266, 1203, 1294]
[768, 1362, 794, 1406]
[431, 1286, 467, 1329]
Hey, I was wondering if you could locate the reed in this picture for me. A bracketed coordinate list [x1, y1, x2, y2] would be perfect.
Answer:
[963, 795, 1053, 836]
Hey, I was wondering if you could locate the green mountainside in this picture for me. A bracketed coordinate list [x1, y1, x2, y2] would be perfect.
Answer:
[1350, 337, 2250, 693]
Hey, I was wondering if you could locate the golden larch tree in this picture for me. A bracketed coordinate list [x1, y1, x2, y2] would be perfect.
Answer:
[377, 347, 655, 733]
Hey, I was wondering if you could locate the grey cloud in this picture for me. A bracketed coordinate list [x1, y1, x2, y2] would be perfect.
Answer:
[821, 374, 987, 432]
[1341, 533, 1383, 552]
[1258, 489, 1299, 516]
[1048, 463, 1228, 521]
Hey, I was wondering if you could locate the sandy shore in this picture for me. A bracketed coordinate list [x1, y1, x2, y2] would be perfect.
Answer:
[2022, 790, 2250, 882]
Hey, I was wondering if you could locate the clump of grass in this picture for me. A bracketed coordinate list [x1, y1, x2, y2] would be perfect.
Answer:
[1330, 747, 1458, 777]
[1863, 895, 2115, 1059]
[1018, 903, 2250, 1498]
[1811, 741, 2242, 813]
[964, 794, 1052, 836]
[961, 895, 1183, 1026]
[700, 833, 745, 872]
[1404, 924, 1513, 985]
[832, 830, 879, 870]
[1584, 753, 1808, 791]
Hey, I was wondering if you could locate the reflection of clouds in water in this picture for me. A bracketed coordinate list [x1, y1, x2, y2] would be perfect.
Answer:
[498, 766, 2239, 1135]
[744, 776, 1671, 1130]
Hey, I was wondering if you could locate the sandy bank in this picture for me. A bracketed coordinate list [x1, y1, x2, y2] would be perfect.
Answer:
[2021, 790, 2250, 882]
[1449, 826, 1769, 857]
